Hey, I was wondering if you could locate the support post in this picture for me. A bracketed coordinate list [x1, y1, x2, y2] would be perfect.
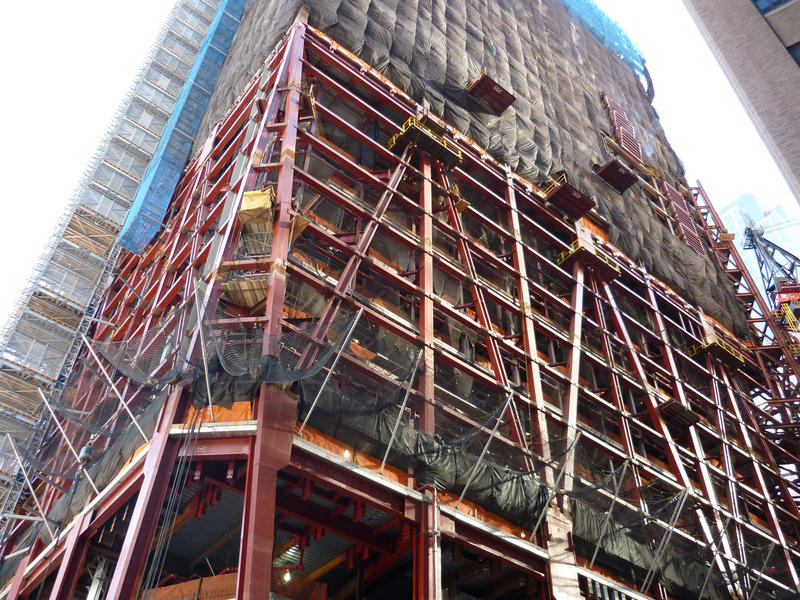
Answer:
[298, 308, 363, 436]
[81, 333, 149, 444]
[640, 490, 689, 593]
[414, 487, 442, 600]
[588, 461, 628, 570]
[104, 388, 183, 600]
[6, 434, 54, 540]
[746, 543, 775, 600]
[38, 389, 100, 496]
[193, 278, 215, 422]
[697, 518, 729, 600]
[530, 432, 581, 538]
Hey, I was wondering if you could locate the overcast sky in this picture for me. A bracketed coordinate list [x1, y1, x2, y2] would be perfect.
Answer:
[0, 0, 797, 332]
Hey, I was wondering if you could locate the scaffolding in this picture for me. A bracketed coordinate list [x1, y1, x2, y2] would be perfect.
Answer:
[0, 10, 799, 600]
[0, 0, 245, 525]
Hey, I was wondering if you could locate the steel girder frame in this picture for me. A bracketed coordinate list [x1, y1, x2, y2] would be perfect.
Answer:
[5, 17, 800, 600]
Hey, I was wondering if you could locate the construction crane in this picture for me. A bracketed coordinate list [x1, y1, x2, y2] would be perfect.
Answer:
[743, 215, 800, 351]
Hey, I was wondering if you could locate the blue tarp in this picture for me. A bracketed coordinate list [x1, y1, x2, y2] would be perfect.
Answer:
[752, 0, 793, 13]
[558, 0, 645, 79]
[118, 0, 246, 254]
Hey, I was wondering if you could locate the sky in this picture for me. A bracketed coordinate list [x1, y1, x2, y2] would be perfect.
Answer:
[0, 0, 797, 333]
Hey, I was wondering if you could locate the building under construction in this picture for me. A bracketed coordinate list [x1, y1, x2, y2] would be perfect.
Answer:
[1, 1, 800, 599]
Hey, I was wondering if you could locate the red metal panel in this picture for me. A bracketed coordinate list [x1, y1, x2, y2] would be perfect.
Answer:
[602, 94, 643, 164]
[661, 180, 704, 253]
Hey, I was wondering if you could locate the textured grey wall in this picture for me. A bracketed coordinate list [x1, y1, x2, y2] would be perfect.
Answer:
[195, 0, 749, 335]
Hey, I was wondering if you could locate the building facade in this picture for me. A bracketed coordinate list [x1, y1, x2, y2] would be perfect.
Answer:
[681, 0, 800, 203]
[0, 2, 799, 600]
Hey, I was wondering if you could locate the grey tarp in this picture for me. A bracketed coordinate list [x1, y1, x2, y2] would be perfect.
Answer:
[300, 376, 549, 528]
[571, 498, 725, 600]
[194, 0, 750, 336]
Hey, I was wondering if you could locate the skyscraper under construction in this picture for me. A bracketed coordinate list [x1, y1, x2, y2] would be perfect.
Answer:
[1, 1, 799, 599]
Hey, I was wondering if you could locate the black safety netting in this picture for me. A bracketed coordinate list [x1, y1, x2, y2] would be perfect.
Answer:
[568, 444, 795, 600]
[86, 279, 361, 411]
[290, 311, 654, 531]
[0, 393, 166, 589]
[192, 0, 751, 338]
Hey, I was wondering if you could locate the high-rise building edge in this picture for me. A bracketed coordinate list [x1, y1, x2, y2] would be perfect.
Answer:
[681, 0, 800, 204]
[0, 1, 799, 599]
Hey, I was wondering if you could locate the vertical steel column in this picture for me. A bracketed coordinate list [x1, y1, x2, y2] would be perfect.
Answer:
[418, 154, 436, 435]
[46, 512, 92, 600]
[505, 173, 551, 471]
[105, 388, 184, 600]
[263, 21, 306, 355]
[237, 18, 307, 600]
[560, 261, 584, 495]
[413, 488, 442, 600]
[236, 387, 296, 599]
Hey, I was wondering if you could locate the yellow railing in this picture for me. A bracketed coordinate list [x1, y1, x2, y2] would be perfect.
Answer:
[774, 303, 800, 333]
[555, 239, 620, 275]
[555, 239, 581, 266]
[387, 117, 463, 162]
[688, 338, 745, 363]
[542, 171, 568, 197]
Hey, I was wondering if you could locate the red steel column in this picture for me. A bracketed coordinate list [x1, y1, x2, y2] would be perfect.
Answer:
[413, 489, 442, 600]
[6, 540, 40, 600]
[560, 261, 584, 494]
[47, 512, 92, 600]
[105, 388, 184, 600]
[505, 173, 551, 469]
[236, 387, 296, 599]
[237, 18, 306, 600]
[546, 260, 585, 600]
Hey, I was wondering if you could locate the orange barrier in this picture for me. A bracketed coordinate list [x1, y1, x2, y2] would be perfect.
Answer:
[150, 572, 237, 599]
[186, 400, 253, 424]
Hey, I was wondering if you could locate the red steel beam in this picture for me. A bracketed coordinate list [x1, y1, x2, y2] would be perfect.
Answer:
[105, 389, 185, 600]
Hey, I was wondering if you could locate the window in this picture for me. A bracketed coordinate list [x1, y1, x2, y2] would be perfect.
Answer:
[788, 42, 800, 68]
[752, 0, 793, 14]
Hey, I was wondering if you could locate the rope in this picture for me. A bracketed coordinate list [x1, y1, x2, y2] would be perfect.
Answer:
[138, 408, 204, 598]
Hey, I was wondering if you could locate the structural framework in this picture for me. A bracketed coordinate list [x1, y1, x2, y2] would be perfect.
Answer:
[1, 12, 800, 600]
[0, 0, 244, 501]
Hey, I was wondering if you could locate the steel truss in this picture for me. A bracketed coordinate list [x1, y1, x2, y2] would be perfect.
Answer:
[2, 17, 800, 600]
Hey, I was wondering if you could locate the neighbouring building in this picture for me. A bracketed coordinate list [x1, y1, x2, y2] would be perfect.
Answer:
[681, 0, 800, 203]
